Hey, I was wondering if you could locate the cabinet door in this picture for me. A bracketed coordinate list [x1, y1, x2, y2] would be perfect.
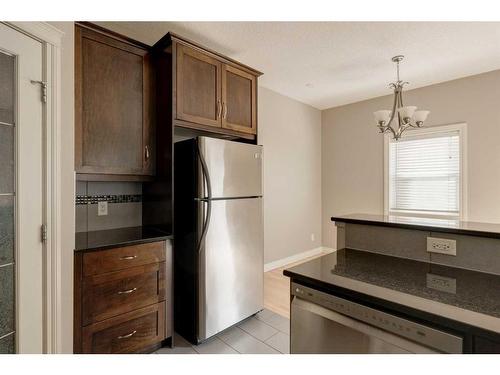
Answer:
[75, 25, 155, 176]
[176, 44, 222, 128]
[221, 64, 257, 134]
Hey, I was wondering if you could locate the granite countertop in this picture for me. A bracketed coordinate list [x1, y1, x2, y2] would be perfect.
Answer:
[284, 249, 500, 334]
[331, 213, 500, 239]
[75, 226, 172, 251]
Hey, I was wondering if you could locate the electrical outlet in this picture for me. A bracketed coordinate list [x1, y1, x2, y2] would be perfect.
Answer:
[426, 237, 456, 256]
[427, 273, 456, 294]
[97, 201, 108, 216]
[311, 233, 315, 242]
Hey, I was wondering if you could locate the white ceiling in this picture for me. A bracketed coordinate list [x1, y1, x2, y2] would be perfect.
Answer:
[97, 22, 500, 110]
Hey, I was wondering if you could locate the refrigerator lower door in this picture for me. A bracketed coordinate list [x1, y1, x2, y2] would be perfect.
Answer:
[199, 136, 262, 198]
[198, 197, 264, 341]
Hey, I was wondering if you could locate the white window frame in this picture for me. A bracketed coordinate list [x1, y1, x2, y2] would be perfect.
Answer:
[384, 123, 468, 220]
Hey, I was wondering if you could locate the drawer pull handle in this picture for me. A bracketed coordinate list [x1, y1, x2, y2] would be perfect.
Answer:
[117, 330, 137, 340]
[117, 287, 137, 295]
[120, 255, 137, 260]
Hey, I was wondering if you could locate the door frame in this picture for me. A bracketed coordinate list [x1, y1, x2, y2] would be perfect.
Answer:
[3, 21, 63, 354]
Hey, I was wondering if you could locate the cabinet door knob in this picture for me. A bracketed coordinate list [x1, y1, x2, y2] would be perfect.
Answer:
[145, 145, 150, 161]
[117, 330, 137, 340]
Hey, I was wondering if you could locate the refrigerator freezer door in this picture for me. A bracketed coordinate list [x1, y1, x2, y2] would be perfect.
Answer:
[198, 197, 264, 341]
[199, 137, 262, 198]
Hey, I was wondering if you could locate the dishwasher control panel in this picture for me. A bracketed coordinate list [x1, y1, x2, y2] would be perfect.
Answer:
[292, 283, 463, 353]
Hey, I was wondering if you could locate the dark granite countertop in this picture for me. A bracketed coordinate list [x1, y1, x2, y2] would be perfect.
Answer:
[75, 226, 172, 252]
[331, 213, 500, 239]
[284, 249, 500, 333]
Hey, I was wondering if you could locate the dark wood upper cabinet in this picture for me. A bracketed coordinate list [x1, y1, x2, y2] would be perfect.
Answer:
[222, 64, 257, 134]
[75, 23, 155, 179]
[156, 33, 262, 141]
[176, 44, 222, 128]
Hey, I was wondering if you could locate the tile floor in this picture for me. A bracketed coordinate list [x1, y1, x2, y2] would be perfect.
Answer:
[154, 309, 290, 354]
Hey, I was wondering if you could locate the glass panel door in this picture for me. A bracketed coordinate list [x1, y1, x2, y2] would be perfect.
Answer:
[0, 23, 44, 354]
[0, 50, 16, 354]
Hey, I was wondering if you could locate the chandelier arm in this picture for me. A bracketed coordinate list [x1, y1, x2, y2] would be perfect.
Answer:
[388, 126, 398, 139]
[397, 88, 405, 131]
[386, 86, 399, 129]
[399, 120, 414, 136]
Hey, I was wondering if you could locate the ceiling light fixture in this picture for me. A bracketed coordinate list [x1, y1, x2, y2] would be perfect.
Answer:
[373, 55, 430, 140]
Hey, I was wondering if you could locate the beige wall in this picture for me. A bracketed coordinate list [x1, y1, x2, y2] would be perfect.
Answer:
[258, 87, 322, 264]
[322, 69, 500, 248]
[48, 22, 74, 353]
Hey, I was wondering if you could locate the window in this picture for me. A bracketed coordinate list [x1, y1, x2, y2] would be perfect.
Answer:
[384, 123, 467, 219]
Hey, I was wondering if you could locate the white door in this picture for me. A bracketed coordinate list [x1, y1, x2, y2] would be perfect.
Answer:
[0, 23, 44, 354]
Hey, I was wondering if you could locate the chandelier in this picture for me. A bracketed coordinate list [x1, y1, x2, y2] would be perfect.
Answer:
[373, 55, 430, 140]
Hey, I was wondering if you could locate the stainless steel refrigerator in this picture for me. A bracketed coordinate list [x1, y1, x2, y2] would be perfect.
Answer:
[174, 136, 263, 344]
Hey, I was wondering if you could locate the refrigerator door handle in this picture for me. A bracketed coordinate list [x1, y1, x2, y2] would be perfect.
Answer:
[196, 141, 212, 253]
[198, 200, 211, 252]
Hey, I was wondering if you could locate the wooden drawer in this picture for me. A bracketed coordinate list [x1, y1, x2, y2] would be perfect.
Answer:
[82, 302, 165, 354]
[82, 262, 165, 325]
[83, 241, 165, 276]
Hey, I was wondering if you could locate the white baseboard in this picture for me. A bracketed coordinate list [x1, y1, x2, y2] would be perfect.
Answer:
[264, 247, 336, 272]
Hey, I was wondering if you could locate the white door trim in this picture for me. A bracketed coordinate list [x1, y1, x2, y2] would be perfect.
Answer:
[4, 21, 63, 354]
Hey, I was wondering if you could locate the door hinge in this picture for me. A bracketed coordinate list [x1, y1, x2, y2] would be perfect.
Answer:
[30, 80, 47, 103]
[41, 224, 47, 243]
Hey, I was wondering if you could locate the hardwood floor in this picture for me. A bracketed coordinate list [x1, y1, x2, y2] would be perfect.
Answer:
[263, 266, 291, 318]
[263, 249, 335, 318]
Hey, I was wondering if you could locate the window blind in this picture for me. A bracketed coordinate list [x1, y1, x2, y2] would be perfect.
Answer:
[389, 130, 460, 217]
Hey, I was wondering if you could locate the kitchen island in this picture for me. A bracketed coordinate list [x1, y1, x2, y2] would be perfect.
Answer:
[331, 213, 500, 240]
[284, 214, 500, 353]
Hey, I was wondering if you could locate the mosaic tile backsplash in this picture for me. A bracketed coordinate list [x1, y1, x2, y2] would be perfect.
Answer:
[76, 194, 142, 205]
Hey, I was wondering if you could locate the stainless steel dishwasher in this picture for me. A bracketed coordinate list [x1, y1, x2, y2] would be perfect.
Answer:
[290, 283, 463, 354]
